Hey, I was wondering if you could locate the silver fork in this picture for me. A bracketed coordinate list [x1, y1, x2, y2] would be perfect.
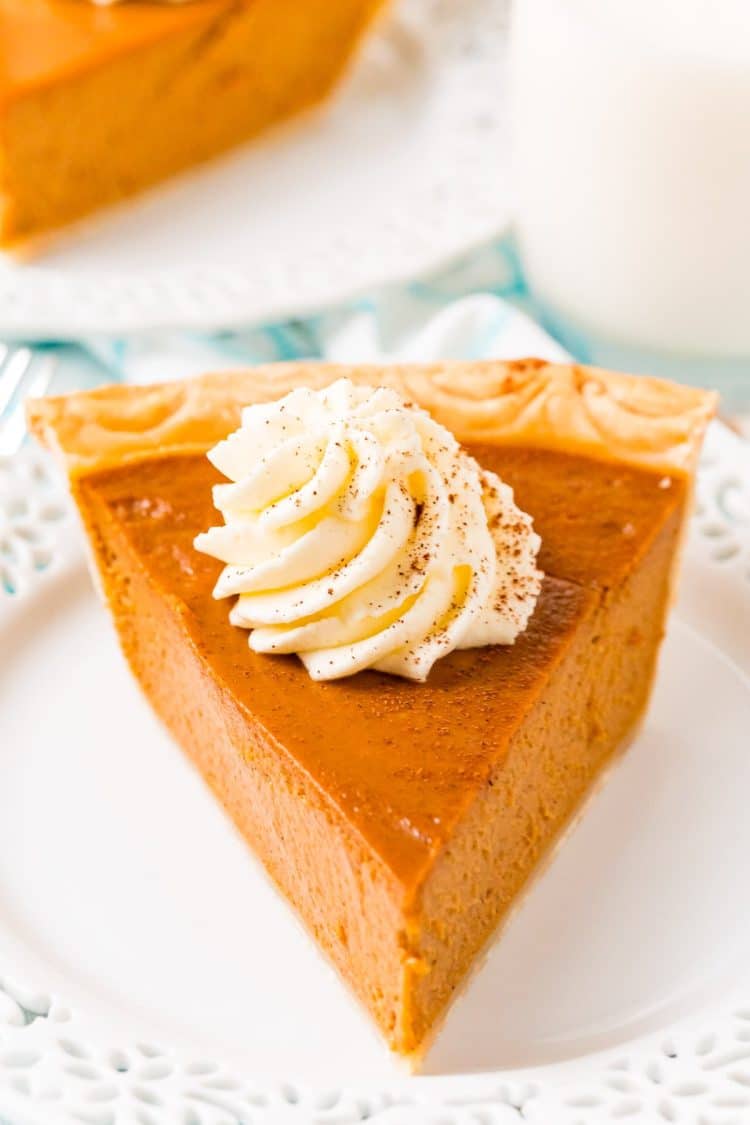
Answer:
[0, 345, 57, 458]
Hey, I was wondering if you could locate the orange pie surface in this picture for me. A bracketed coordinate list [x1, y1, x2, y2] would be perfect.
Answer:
[0, 0, 382, 245]
[29, 360, 715, 1057]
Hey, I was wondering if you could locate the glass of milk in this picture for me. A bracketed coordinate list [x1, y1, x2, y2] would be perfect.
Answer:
[510, 0, 750, 410]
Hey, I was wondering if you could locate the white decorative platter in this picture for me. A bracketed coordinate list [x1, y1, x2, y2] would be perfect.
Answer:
[0, 421, 748, 1125]
[0, 0, 511, 341]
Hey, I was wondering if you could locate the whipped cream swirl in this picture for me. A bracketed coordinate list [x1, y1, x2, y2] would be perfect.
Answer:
[194, 380, 543, 682]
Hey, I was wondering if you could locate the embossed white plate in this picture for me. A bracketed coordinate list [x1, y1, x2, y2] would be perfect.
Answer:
[0, 422, 748, 1125]
[0, 0, 510, 341]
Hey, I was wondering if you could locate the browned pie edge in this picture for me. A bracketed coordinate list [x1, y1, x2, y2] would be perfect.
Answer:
[27, 358, 716, 481]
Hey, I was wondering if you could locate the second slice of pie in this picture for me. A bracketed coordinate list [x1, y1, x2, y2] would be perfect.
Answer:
[0, 0, 383, 246]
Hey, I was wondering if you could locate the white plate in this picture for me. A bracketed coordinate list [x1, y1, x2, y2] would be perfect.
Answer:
[0, 0, 511, 341]
[0, 422, 748, 1125]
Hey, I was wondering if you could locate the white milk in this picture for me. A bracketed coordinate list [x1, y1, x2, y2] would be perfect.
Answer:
[510, 0, 750, 357]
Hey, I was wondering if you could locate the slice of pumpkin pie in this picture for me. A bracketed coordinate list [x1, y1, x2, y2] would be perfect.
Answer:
[28, 359, 715, 1056]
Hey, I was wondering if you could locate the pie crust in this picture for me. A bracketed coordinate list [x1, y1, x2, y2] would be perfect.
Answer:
[29, 357, 716, 478]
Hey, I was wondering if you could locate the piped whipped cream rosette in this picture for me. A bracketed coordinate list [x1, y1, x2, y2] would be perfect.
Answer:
[194, 379, 543, 681]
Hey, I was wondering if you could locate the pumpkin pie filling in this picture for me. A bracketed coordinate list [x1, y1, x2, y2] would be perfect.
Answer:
[28, 360, 714, 1056]
[73, 442, 686, 1051]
